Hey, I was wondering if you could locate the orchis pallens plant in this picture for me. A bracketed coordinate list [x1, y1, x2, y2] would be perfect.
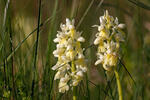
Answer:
[52, 18, 87, 100]
[93, 10, 125, 100]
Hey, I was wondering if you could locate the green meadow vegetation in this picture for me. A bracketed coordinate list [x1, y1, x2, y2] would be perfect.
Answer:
[0, 0, 150, 100]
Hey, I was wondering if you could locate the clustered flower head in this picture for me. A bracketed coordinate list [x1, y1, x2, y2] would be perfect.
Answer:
[52, 18, 87, 93]
[94, 10, 125, 71]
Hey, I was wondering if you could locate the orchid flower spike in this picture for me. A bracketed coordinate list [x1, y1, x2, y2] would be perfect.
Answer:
[93, 10, 125, 72]
[52, 18, 87, 93]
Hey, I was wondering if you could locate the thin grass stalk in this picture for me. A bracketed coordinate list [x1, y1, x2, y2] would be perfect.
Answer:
[44, 0, 58, 99]
[88, 80, 109, 97]
[71, 61, 77, 100]
[95, 0, 104, 12]
[1, 0, 10, 93]
[2, 0, 10, 34]
[108, 81, 114, 100]
[127, 0, 150, 10]
[70, 0, 77, 19]
[114, 69, 123, 100]
[76, 0, 94, 29]
[119, 60, 135, 85]
[3, 59, 7, 88]
[8, 12, 17, 99]
[9, 27, 16, 100]
[45, 0, 58, 66]
[31, 0, 42, 98]
[86, 73, 90, 100]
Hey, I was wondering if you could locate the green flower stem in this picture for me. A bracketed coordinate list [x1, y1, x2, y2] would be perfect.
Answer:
[114, 69, 123, 100]
[71, 60, 77, 100]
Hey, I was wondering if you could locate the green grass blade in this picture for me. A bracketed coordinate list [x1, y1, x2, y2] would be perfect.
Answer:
[0, 17, 52, 66]
[76, 0, 95, 29]
[31, 0, 42, 98]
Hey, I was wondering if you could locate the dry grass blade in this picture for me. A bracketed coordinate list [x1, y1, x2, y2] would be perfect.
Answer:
[96, 0, 104, 12]
[128, 0, 150, 10]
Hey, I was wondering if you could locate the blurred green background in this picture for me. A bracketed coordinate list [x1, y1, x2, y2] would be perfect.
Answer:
[0, 0, 150, 99]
